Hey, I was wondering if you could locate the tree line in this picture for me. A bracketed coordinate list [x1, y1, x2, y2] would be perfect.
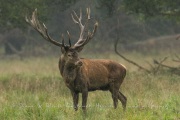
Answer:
[0, 0, 179, 55]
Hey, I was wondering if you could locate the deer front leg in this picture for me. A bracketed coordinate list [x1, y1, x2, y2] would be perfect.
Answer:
[82, 89, 88, 112]
[71, 91, 79, 111]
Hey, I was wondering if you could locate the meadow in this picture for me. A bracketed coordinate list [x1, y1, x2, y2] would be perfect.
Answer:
[0, 52, 179, 120]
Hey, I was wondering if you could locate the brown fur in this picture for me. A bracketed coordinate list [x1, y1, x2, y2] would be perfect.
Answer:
[59, 53, 127, 111]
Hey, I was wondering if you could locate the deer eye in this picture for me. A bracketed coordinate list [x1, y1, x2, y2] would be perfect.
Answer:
[67, 54, 71, 57]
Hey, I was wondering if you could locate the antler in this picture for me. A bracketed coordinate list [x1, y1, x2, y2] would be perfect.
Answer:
[25, 9, 66, 47]
[71, 8, 98, 49]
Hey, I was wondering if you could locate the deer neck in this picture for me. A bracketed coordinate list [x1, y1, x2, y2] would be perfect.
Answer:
[59, 57, 79, 83]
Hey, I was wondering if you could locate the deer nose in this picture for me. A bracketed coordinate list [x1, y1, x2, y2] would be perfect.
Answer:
[75, 61, 83, 67]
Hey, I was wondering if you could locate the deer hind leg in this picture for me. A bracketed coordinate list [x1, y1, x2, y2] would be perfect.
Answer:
[109, 83, 119, 109]
[118, 91, 127, 111]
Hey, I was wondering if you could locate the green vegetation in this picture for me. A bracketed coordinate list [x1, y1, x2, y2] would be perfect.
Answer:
[0, 54, 179, 120]
[0, 0, 180, 55]
[0, 0, 77, 31]
[0, 0, 48, 31]
[123, 0, 180, 21]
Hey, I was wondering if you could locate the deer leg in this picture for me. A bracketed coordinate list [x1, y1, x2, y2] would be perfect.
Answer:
[71, 91, 79, 111]
[82, 89, 88, 112]
[109, 83, 119, 109]
[118, 91, 127, 111]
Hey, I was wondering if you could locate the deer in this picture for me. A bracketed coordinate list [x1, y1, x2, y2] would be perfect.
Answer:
[25, 8, 127, 112]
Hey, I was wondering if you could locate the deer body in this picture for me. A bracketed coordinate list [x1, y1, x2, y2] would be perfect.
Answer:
[60, 58, 126, 91]
[59, 57, 127, 111]
[26, 8, 127, 112]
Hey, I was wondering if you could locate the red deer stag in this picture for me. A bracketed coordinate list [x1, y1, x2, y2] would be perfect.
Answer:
[26, 8, 127, 112]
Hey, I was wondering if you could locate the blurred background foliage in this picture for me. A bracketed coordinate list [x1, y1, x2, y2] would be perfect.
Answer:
[0, 0, 179, 56]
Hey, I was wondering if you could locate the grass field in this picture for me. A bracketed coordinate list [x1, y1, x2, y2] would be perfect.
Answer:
[0, 53, 179, 120]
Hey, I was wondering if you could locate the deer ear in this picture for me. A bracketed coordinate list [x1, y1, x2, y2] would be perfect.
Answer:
[61, 47, 65, 53]
[75, 46, 84, 52]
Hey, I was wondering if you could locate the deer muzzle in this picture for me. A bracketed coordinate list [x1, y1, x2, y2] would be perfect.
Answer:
[75, 60, 83, 67]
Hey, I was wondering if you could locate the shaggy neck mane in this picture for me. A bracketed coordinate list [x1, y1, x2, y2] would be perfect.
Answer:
[59, 57, 79, 83]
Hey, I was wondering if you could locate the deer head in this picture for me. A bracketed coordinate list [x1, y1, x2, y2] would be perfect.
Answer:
[25, 8, 98, 67]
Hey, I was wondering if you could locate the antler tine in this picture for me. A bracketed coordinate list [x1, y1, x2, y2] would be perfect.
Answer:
[25, 9, 38, 30]
[79, 9, 82, 21]
[73, 8, 98, 50]
[26, 9, 65, 47]
[83, 8, 91, 35]
[32, 9, 43, 34]
[89, 21, 98, 39]
[61, 34, 64, 46]
[71, 13, 78, 24]
[87, 8, 90, 19]
[67, 31, 71, 47]
[32, 9, 38, 27]
[26, 9, 47, 39]
[71, 10, 84, 28]
[81, 8, 90, 29]
[79, 22, 98, 46]
[43, 23, 57, 42]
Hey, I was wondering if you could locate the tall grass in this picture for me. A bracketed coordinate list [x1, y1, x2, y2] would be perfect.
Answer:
[0, 54, 179, 120]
